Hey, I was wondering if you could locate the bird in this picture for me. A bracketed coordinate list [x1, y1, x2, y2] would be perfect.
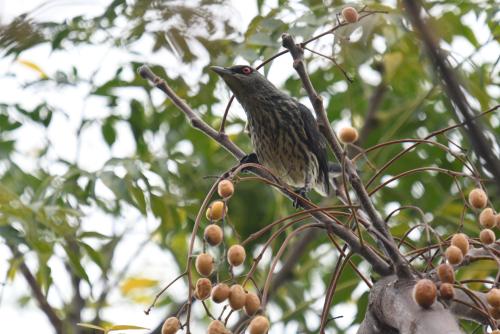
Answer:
[211, 65, 340, 206]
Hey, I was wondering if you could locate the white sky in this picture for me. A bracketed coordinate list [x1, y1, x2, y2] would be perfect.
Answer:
[0, 1, 498, 333]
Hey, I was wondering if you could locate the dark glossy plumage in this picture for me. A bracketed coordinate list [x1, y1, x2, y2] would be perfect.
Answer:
[211, 65, 331, 196]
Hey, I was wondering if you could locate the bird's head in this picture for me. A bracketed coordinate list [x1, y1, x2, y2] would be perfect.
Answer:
[210, 65, 277, 102]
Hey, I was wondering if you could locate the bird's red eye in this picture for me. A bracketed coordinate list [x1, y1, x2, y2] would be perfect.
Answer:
[242, 67, 252, 75]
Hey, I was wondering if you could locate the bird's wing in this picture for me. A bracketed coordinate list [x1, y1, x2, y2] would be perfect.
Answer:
[298, 103, 330, 194]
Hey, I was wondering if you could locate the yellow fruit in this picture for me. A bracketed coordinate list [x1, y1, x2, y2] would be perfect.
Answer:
[207, 320, 230, 334]
[227, 244, 246, 266]
[248, 315, 270, 334]
[450, 233, 469, 256]
[436, 263, 454, 284]
[195, 278, 212, 300]
[204, 224, 223, 246]
[480, 229, 496, 245]
[217, 180, 234, 198]
[212, 283, 230, 303]
[206, 201, 227, 221]
[161, 317, 180, 334]
[445, 245, 463, 265]
[413, 279, 436, 308]
[480, 208, 496, 228]
[439, 283, 454, 300]
[487, 288, 500, 308]
[469, 188, 487, 209]
[196, 253, 214, 277]
[228, 284, 246, 310]
[244, 292, 261, 316]
[338, 126, 359, 143]
[341, 7, 359, 23]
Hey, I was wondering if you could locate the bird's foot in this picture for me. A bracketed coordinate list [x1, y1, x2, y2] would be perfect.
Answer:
[240, 153, 259, 173]
[293, 187, 309, 209]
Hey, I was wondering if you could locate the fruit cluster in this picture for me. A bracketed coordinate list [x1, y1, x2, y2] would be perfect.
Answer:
[162, 180, 269, 334]
[413, 187, 499, 324]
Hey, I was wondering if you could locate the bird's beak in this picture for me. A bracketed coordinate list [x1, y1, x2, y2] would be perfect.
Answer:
[210, 66, 233, 77]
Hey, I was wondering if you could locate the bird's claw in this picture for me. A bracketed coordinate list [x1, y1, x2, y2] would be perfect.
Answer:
[240, 153, 259, 173]
[293, 187, 309, 209]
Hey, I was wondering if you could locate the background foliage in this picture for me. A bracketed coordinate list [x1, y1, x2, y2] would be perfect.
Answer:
[0, 0, 498, 333]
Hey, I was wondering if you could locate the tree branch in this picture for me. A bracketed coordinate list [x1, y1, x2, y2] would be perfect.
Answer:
[281, 33, 412, 279]
[9, 244, 64, 334]
[402, 0, 500, 190]
[137, 65, 392, 277]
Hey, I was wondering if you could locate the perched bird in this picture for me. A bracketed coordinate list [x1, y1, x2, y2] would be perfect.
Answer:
[211, 65, 340, 205]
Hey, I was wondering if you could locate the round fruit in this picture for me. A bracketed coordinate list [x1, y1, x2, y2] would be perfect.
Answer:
[161, 317, 180, 334]
[445, 245, 463, 265]
[436, 263, 455, 284]
[338, 126, 359, 143]
[480, 208, 496, 228]
[207, 320, 230, 334]
[492, 330, 500, 334]
[490, 307, 500, 319]
[413, 279, 437, 308]
[439, 283, 455, 300]
[468, 188, 487, 209]
[217, 180, 234, 198]
[228, 284, 246, 310]
[451, 233, 469, 256]
[244, 292, 261, 316]
[342, 7, 359, 23]
[487, 288, 500, 308]
[196, 253, 214, 277]
[212, 283, 230, 303]
[248, 315, 270, 334]
[204, 224, 223, 246]
[206, 201, 227, 221]
[227, 244, 246, 266]
[195, 278, 212, 300]
[480, 229, 496, 245]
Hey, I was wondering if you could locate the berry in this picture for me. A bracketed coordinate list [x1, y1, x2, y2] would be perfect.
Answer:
[487, 288, 500, 308]
[195, 278, 212, 300]
[161, 317, 180, 334]
[228, 284, 247, 310]
[212, 283, 230, 303]
[489, 307, 500, 319]
[480, 208, 496, 228]
[342, 7, 359, 23]
[445, 245, 463, 265]
[450, 233, 469, 256]
[195, 253, 214, 277]
[244, 292, 261, 316]
[207, 320, 230, 334]
[439, 283, 455, 300]
[218, 180, 234, 198]
[436, 263, 455, 284]
[248, 315, 270, 334]
[468, 188, 488, 209]
[413, 279, 437, 308]
[204, 224, 223, 246]
[206, 201, 227, 221]
[227, 244, 246, 266]
[338, 126, 359, 144]
[480, 229, 496, 245]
